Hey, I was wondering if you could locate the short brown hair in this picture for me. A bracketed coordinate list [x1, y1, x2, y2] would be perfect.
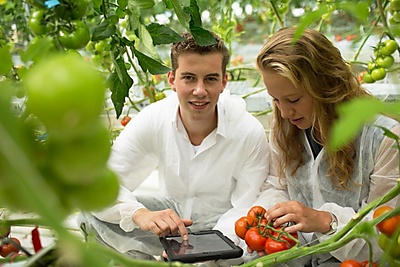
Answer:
[170, 32, 230, 75]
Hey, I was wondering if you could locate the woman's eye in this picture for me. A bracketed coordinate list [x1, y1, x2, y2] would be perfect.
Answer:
[289, 98, 299, 103]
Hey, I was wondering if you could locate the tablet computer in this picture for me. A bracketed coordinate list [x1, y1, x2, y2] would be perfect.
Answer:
[159, 230, 243, 263]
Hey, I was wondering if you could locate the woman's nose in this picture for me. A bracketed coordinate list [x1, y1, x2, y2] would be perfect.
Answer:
[279, 104, 294, 119]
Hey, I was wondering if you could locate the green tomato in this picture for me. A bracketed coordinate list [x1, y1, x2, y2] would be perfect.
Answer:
[65, 167, 119, 211]
[28, 9, 52, 36]
[380, 39, 399, 56]
[371, 67, 387, 81]
[155, 91, 166, 101]
[378, 233, 400, 258]
[390, 0, 400, 11]
[48, 125, 111, 185]
[363, 72, 376, 83]
[58, 20, 90, 50]
[377, 55, 395, 68]
[24, 53, 106, 138]
[55, 0, 87, 20]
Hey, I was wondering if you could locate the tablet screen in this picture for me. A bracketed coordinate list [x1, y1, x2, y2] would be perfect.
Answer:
[160, 230, 243, 263]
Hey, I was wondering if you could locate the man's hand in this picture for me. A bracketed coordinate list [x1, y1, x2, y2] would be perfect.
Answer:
[132, 208, 193, 240]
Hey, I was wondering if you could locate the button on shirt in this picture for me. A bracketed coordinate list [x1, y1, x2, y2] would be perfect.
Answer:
[93, 91, 269, 245]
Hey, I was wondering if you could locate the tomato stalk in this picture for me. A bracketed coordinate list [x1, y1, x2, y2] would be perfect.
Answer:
[238, 180, 400, 267]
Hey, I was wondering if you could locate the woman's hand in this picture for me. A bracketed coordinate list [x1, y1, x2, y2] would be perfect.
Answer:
[265, 201, 332, 233]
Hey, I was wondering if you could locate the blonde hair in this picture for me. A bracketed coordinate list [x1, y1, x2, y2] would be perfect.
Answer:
[256, 27, 371, 188]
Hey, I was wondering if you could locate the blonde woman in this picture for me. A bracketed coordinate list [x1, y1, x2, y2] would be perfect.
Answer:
[254, 27, 400, 265]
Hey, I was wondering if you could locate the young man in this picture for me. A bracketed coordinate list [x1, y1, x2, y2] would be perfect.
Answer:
[79, 32, 269, 264]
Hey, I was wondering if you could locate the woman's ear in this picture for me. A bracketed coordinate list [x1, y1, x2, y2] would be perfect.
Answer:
[167, 71, 176, 92]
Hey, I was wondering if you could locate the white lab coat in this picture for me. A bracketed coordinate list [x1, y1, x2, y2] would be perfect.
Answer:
[92, 91, 269, 254]
[255, 115, 400, 266]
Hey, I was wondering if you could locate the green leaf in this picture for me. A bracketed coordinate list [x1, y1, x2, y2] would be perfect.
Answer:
[129, 0, 154, 9]
[293, 5, 329, 42]
[92, 20, 117, 42]
[184, 0, 202, 27]
[133, 49, 171, 75]
[147, 23, 184, 45]
[107, 59, 133, 118]
[338, 2, 369, 24]
[135, 24, 161, 61]
[328, 97, 388, 150]
[168, 0, 191, 29]
[375, 126, 400, 141]
[19, 37, 55, 63]
[117, 0, 128, 9]
[0, 47, 13, 76]
[190, 25, 217, 46]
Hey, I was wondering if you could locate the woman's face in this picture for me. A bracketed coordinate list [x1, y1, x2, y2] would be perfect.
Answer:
[262, 70, 314, 130]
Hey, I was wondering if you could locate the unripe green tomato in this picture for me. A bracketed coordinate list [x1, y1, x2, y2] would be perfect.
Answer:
[24, 53, 106, 138]
[377, 55, 395, 68]
[58, 20, 90, 50]
[26, 0, 46, 9]
[47, 125, 111, 185]
[378, 233, 400, 258]
[371, 67, 387, 81]
[363, 73, 376, 83]
[28, 9, 52, 36]
[390, 0, 400, 11]
[155, 91, 166, 101]
[65, 167, 119, 211]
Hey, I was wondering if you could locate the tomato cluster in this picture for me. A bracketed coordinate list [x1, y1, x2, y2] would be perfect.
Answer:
[0, 226, 21, 259]
[235, 206, 298, 254]
[372, 205, 400, 262]
[26, 0, 90, 50]
[389, 0, 400, 25]
[17, 53, 120, 215]
[362, 39, 398, 83]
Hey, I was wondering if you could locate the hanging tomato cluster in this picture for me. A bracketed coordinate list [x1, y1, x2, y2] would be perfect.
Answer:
[372, 205, 400, 265]
[26, 0, 90, 50]
[362, 39, 398, 83]
[234, 206, 298, 254]
[0, 225, 20, 260]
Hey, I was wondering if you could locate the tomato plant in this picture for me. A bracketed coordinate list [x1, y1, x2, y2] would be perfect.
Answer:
[0, 226, 10, 238]
[58, 20, 90, 50]
[0, 237, 21, 257]
[379, 39, 399, 56]
[245, 227, 267, 252]
[340, 259, 362, 267]
[373, 205, 400, 236]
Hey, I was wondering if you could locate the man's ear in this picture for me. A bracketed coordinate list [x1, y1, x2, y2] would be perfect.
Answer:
[221, 73, 228, 93]
[167, 71, 176, 92]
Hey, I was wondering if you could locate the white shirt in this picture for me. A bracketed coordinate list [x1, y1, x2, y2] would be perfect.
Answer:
[93, 91, 269, 245]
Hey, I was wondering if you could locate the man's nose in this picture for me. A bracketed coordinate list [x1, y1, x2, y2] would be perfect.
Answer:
[193, 81, 207, 96]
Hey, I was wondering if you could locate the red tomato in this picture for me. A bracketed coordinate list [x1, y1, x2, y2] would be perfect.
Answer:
[247, 206, 266, 225]
[244, 227, 267, 252]
[0, 237, 21, 257]
[121, 116, 131, 126]
[373, 206, 400, 236]
[264, 237, 291, 254]
[340, 260, 362, 267]
[235, 216, 254, 240]
[360, 260, 379, 267]
[271, 228, 298, 247]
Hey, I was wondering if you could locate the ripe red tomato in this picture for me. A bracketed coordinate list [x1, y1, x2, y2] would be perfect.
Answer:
[360, 260, 379, 267]
[271, 228, 298, 247]
[0, 237, 21, 257]
[264, 237, 291, 254]
[244, 227, 267, 252]
[247, 206, 266, 225]
[121, 116, 131, 126]
[340, 259, 362, 267]
[373, 205, 400, 236]
[235, 216, 254, 240]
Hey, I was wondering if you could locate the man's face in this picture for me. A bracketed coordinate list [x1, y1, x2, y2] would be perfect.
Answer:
[168, 52, 228, 122]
